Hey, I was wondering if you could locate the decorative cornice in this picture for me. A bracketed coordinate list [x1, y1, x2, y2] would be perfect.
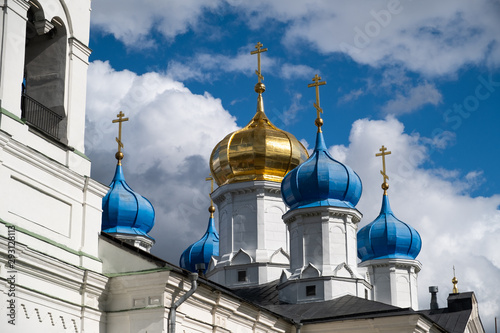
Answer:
[68, 37, 92, 64]
[359, 258, 422, 272]
[283, 205, 362, 224]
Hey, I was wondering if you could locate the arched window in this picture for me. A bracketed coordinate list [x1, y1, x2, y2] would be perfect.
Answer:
[23, 1, 67, 141]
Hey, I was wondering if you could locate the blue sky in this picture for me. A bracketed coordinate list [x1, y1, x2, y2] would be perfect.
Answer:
[84, 1, 500, 330]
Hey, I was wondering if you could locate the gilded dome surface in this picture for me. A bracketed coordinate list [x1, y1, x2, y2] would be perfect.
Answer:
[210, 87, 308, 186]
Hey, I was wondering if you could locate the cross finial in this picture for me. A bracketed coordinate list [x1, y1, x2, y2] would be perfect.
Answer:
[112, 111, 129, 164]
[375, 145, 392, 194]
[251, 42, 268, 83]
[206, 176, 215, 217]
[452, 266, 459, 294]
[308, 74, 327, 132]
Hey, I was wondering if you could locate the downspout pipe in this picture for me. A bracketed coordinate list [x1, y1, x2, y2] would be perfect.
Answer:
[294, 321, 302, 333]
[168, 273, 198, 333]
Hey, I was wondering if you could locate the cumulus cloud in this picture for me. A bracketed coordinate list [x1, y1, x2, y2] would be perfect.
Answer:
[85, 60, 239, 260]
[334, 117, 500, 326]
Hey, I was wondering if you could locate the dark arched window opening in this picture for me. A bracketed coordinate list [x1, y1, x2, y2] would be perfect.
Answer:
[23, 2, 67, 141]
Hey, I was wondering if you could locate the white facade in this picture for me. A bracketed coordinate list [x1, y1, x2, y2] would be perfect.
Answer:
[278, 205, 371, 303]
[207, 180, 290, 287]
[360, 258, 421, 310]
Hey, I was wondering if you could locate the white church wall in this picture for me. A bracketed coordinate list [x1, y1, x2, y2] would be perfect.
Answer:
[208, 181, 290, 287]
[360, 258, 421, 310]
[0, 133, 107, 267]
[0, 236, 107, 332]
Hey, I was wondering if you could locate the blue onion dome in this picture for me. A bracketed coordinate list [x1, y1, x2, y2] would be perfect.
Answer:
[180, 205, 219, 273]
[357, 193, 422, 262]
[281, 129, 362, 210]
[281, 74, 362, 210]
[101, 163, 155, 239]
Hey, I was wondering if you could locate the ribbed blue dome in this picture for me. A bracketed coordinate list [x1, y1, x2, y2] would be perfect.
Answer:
[281, 131, 362, 210]
[179, 214, 219, 273]
[101, 164, 155, 239]
[357, 194, 421, 262]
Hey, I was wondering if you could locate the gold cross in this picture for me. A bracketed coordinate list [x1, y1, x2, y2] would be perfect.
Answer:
[452, 266, 458, 294]
[308, 74, 327, 120]
[251, 42, 268, 83]
[206, 176, 214, 203]
[112, 111, 129, 157]
[206, 176, 215, 216]
[375, 145, 391, 186]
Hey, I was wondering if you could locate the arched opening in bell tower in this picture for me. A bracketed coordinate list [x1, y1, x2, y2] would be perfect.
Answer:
[23, 1, 67, 141]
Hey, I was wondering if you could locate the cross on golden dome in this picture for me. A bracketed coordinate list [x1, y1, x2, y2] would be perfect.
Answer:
[308, 74, 326, 132]
[251, 42, 268, 83]
[112, 111, 129, 164]
[376, 145, 392, 194]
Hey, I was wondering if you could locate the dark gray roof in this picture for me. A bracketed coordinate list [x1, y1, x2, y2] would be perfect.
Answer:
[230, 281, 281, 306]
[263, 295, 405, 322]
[230, 281, 415, 323]
[418, 292, 478, 333]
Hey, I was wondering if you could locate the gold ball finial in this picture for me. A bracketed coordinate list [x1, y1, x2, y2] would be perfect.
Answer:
[382, 182, 389, 191]
[208, 205, 215, 213]
[255, 82, 266, 94]
[315, 117, 323, 128]
[115, 151, 124, 161]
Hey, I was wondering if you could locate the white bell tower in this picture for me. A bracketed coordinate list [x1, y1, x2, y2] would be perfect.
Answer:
[0, 0, 91, 162]
[0, 2, 106, 331]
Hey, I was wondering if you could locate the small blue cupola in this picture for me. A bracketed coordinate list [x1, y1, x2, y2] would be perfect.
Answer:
[101, 112, 155, 252]
[180, 177, 219, 274]
[357, 145, 421, 262]
[179, 204, 219, 274]
[357, 193, 421, 261]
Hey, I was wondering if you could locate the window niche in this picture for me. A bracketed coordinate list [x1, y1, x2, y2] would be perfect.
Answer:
[237, 270, 247, 282]
[23, 1, 67, 141]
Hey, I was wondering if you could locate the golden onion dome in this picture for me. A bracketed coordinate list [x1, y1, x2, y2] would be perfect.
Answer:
[210, 82, 309, 186]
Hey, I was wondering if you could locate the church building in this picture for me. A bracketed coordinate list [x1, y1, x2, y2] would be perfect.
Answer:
[0, 1, 485, 332]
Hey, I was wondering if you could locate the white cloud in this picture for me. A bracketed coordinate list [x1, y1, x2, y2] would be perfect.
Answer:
[91, 1, 223, 47]
[335, 116, 500, 326]
[86, 60, 237, 172]
[382, 82, 442, 115]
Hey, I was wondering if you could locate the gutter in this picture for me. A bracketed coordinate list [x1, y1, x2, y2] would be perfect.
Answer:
[168, 273, 198, 333]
